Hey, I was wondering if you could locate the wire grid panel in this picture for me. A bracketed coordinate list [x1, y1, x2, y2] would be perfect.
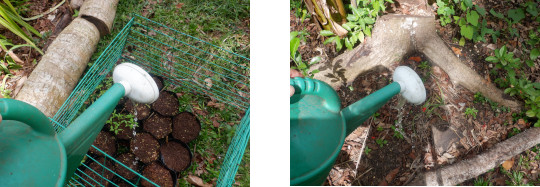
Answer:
[54, 15, 250, 186]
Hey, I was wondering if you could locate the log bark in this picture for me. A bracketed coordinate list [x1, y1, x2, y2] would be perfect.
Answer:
[15, 18, 100, 117]
[409, 127, 540, 186]
[79, 0, 120, 36]
[311, 15, 522, 110]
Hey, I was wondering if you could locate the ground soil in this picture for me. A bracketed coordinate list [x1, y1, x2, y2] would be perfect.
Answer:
[82, 157, 115, 186]
[143, 113, 173, 139]
[160, 141, 191, 172]
[131, 132, 160, 164]
[172, 112, 201, 143]
[114, 153, 139, 180]
[291, 0, 539, 185]
[152, 91, 180, 116]
[141, 162, 174, 187]
[89, 131, 117, 156]
[125, 100, 152, 121]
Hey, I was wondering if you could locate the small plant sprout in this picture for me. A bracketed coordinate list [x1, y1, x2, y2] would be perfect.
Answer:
[290, 31, 321, 78]
[375, 138, 388, 147]
[390, 125, 404, 139]
[107, 110, 138, 135]
[364, 146, 372, 155]
[464, 107, 478, 119]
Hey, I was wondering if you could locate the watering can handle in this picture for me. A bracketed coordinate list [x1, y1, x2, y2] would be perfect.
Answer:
[290, 77, 341, 112]
[0, 99, 56, 136]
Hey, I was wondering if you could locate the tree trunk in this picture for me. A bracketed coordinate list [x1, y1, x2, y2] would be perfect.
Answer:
[310, 15, 522, 110]
[15, 18, 100, 117]
[79, 0, 120, 36]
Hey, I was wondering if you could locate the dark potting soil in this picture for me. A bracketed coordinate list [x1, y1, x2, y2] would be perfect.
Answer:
[160, 141, 191, 172]
[125, 100, 152, 121]
[113, 153, 139, 180]
[172, 112, 201, 143]
[152, 76, 164, 91]
[152, 91, 179, 116]
[141, 162, 174, 187]
[89, 131, 117, 156]
[131, 132, 160, 163]
[143, 113, 172, 139]
[82, 157, 115, 186]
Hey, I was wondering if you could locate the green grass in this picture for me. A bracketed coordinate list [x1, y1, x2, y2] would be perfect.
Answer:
[81, 0, 250, 186]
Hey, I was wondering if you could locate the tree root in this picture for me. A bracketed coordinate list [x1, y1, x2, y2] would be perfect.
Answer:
[409, 127, 540, 186]
[310, 15, 522, 111]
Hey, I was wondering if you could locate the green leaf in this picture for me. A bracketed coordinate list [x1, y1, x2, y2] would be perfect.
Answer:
[364, 17, 375, 24]
[290, 31, 298, 41]
[290, 37, 300, 58]
[499, 45, 507, 58]
[336, 37, 343, 51]
[347, 14, 359, 22]
[320, 30, 335, 37]
[467, 10, 479, 26]
[342, 23, 353, 32]
[485, 56, 499, 62]
[311, 69, 320, 74]
[526, 110, 536, 118]
[298, 62, 307, 69]
[463, 0, 473, 8]
[531, 48, 540, 60]
[323, 36, 338, 45]
[475, 5, 487, 17]
[459, 37, 466, 46]
[345, 38, 353, 50]
[461, 25, 474, 39]
[526, 60, 535, 67]
[350, 34, 358, 45]
[364, 28, 371, 37]
[358, 32, 365, 43]
[526, 3, 539, 17]
[490, 9, 504, 19]
[508, 8, 525, 23]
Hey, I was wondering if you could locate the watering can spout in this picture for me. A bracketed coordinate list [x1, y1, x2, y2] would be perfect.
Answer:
[341, 82, 401, 135]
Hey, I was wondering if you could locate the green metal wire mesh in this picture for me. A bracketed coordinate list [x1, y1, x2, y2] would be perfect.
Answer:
[51, 14, 250, 186]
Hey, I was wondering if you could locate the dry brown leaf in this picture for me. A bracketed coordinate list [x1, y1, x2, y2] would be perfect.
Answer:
[451, 47, 462, 56]
[408, 56, 422, 62]
[204, 78, 212, 89]
[207, 100, 225, 110]
[8, 51, 24, 64]
[502, 157, 515, 171]
[176, 3, 184, 9]
[186, 175, 212, 187]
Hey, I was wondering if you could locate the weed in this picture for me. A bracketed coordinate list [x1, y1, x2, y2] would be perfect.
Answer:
[320, 0, 394, 51]
[376, 138, 388, 147]
[508, 127, 521, 138]
[377, 126, 384, 131]
[290, 31, 321, 77]
[505, 171, 530, 186]
[106, 110, 137, 135]
[473, 177, 491, 186]
[390, 125, 404, 139]
[364, 146, 372, 155]
[464, 107, 478, 119]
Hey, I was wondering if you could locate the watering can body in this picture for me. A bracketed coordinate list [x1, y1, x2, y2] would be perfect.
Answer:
[290, 66, 425, 186]
[0, 63, 159, 186]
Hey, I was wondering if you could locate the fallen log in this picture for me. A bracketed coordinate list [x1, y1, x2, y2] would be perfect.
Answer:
[79, 0, 120, 36]
[310, 15, 522, 111]
[15, 18, 100, 117]
[409, 127, 540, 186]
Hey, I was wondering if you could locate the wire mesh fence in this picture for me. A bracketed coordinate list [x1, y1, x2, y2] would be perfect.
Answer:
[51, 14, 249, 186]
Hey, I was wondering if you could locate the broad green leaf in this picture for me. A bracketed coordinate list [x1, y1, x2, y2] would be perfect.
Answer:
[459, 37, 466, 46]
[345, 38, 353, 50]
[526, 60, 535, 67]
[320, 30, 335, 37]
[463, 0, 473, 8]
[323, 36, 338, 45]
[535, 121, 540, 128]
[298, 62, 307, 69]
[460, 25, 474, 39]
[467, 10, 479, 26]
[364, 17, 375, 24]
[475, 5, 487, 17]
[290, 37, 300, 58]
[342, 23, 353, 32]
[526, 110, 536, 118]
[347, 14, 358, 22]
[508, 8, 525, 23]
[358, 32, 365, 43]
[311, 69, 320, 74]
[290, 31, 298, 41]
[490, 9, 504, 19]
[485, 56, 498, 62]
[499, 46, 507, 58]
[351, 33, 358, 45]
[531, 48, 540, 60]
[526, 3, 539, 17]
[364, 27, 372, 37]
[336, 37, 343, 51]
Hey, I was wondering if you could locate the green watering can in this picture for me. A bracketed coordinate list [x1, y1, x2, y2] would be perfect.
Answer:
[290, 66, 426, 186]
[0, 63, 159, 186]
